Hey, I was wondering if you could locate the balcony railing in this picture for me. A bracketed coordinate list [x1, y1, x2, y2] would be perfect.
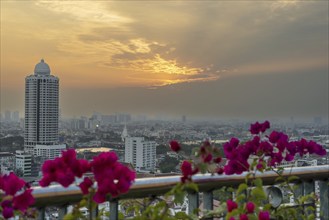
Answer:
[32, 165, 329, 220]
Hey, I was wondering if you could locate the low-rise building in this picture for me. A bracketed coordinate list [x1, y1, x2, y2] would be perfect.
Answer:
[35, 144, 66, 160]
[15, 150, 32, 177]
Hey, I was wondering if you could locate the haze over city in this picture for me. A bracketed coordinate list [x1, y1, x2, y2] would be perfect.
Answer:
[1, 1, 328, 120]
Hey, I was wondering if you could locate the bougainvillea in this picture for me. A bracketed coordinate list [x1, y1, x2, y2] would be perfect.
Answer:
[90, 152, 136, 203]
[38, 149, 135, 204]
[0, 173, 35, 219]
[173, 120, 327, 220]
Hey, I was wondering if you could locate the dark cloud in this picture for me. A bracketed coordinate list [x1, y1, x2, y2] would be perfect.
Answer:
[61, 70, 328, 118]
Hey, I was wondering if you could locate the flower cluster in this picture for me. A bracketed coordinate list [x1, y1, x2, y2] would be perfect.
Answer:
[39, 149, 135, 204]
[0, 173, 35, 219]
[90, 152, 136, 203]
[170, 121, 327, 220]
[226, 200, 270, 220]
[173, 140, 224, 182]
[180, 161, 199, 183]
[39, 149, 90, 187]
[223, 121, 327, 174]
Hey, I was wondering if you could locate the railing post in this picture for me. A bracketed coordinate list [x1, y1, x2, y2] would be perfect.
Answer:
[294, 181, 304, 220]
[188, 192, 199, 215]
[91, 204, 99, 219]
[303, 180, 315, 217]
[58, 205, 68, 219]
[110, 199, 119, 220]
[37, 207, 45, 220]
[203, 191, 213, 220]
[319, 180, 329, 220]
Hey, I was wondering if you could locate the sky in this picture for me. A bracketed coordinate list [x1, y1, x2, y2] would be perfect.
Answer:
[0, 1, 328, 119]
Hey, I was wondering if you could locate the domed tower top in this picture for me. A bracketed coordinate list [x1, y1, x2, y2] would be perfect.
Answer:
[34, 59, 51, 75]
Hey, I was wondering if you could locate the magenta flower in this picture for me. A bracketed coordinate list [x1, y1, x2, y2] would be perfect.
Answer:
[90, 152, 135, 203]
[260, 121, 270, 133]
[213, 156, 222, 163]
[227, 199, 238, 212]
[246, 202, 255, 213]
[2, 206, 14, 219]
[12, 189, 35, 212]
[216, 167, 224, 174]
[180, 160, 198, 183]
[39, 149, 91, 188]
[2, 172, 25, 196]
[169, 140, 181, 152]
[258, 211, 270, 220]
[250, 122, 261, 135]
[79, 177, 93, 195]
[240, 214, 249, 220]
[203, 153, 213, 163]
[250, 121, 270, 134]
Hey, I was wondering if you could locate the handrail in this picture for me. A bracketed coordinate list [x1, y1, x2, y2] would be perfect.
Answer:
[32, 165, 329, 207]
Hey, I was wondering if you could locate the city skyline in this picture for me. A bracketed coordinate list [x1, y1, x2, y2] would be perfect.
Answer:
[1, 1, 328, 119]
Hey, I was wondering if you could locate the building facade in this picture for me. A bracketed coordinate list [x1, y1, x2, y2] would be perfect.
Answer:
[24, 59, 62, 155]
[124, 137, 156, 172]
[15, 150, 32, 177]
[0, 152, 15, 174]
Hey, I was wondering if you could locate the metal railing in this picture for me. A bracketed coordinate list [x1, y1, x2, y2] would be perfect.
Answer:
[33, 165, 329, 220]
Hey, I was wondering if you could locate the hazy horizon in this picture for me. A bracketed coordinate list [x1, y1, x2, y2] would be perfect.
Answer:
[1, 1, 328, 119]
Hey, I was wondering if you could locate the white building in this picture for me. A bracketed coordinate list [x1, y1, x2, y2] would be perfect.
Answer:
[125, 137, 156, 172]
[15, 150, 32, 177]
[24, 59, 60, 157]
[35, 144, 66, 160]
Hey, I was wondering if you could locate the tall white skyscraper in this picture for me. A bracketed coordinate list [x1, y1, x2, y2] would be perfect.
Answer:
[24, 59, 65, 156]
[125, 137, 156, 172]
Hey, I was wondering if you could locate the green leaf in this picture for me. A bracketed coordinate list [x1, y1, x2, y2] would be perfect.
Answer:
[253, 178, 263, 187]
[237, 183, 248, 194]
[275, 176, 285, 183]
[288, 176, 299, 183]
[185, 182, 199, 192]
[175, 211, 189, 219]
[251, 187, 266, 200]
[63, 214, 75, 220]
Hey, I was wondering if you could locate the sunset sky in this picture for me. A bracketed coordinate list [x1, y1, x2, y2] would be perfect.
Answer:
[1, 1, 328, 119]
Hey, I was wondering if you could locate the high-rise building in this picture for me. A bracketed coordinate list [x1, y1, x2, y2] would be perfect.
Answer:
[24, 59, 65, 157]
[5, 110, 11, 122]
[12, 111, 19, 123]
[124, 137, 156, 172]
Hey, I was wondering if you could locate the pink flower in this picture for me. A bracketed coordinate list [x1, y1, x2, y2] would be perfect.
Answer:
[2, 172, 25, 196]
[229, 217, 236, 220]
[203, 153, 213, 163]
[250, 121, 270, 135]
[90, 152, 135, 203]
[250, 122, 261, 135]
[169, 140, 181, 152]
[258, 211, 270, 220]
[79, 177, 93, 195]
[2, 206, 14, 219]
[240, 214, 249, 220]
[246, 202, 255, 213]
[260, 121, 270, 133]
[213, 156, 222, 163]
[216, 167, 224, 174]
[227, 199, 238, 212]
[93, 191, 107, 203]
[285, 153, 294, 161]
[12, 189, 35, 212]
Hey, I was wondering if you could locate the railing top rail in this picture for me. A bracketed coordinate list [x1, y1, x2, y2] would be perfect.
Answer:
[32, 165, 329, 207]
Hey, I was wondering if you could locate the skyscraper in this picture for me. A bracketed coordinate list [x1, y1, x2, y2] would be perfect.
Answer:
[24, 59, 65, 157]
